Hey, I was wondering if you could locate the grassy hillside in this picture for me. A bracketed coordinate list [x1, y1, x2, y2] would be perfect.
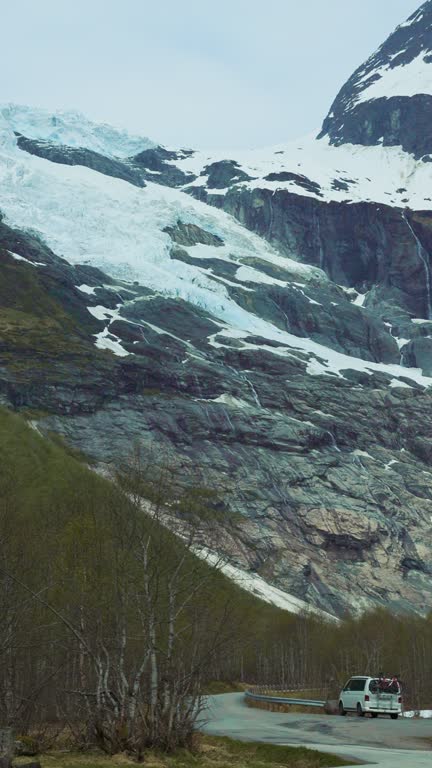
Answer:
[0, 406, 281, 617]
[0, 249, 101, 368]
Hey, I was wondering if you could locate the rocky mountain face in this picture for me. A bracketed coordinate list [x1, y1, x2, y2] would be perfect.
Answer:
[319, 1, 432, 158]
[1, 3, 432, 618]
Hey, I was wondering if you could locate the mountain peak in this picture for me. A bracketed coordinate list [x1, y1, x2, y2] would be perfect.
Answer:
[318, 1, 432, 159]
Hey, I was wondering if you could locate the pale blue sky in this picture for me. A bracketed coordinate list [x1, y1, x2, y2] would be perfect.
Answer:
[0, 0, 421, 149]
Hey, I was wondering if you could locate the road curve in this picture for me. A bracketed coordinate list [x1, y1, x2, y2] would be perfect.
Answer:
[201, 693, 432, 768]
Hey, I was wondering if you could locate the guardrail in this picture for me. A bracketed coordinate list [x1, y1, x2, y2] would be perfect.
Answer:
[245, 689, 325, 708]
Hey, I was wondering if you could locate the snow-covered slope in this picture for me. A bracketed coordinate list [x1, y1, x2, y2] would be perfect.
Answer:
[4, 3, 432, 211]
[0, 114, 316, 323]
[337, 2, 432, 106]
[0, 109, 430, 388]
[206, 554, 338, 621]
[319, 1, 432, 158]
[355, 50, 432, 104]
[177, 135, 432, 210]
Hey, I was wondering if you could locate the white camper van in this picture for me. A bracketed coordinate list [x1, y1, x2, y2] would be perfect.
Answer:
[338, 676, 402, 718]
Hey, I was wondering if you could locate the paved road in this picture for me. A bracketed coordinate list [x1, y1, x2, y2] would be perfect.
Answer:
[201, 693, 432, 767]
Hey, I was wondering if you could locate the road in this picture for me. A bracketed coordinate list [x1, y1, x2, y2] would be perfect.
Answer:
[201, 693, 432, 767]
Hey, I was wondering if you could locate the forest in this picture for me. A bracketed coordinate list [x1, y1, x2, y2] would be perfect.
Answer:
[0, 408, 430, 759]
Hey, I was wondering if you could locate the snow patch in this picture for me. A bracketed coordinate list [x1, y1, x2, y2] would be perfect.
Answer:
[95, 327, 129, 357]
[353, 292, 367, 307]
[7, 250, 43, 266]
[293, 285, 322, 306]
[235, 265, 287, 286]
[352, 449, 374, 460]
[77, 284, 97, 295]
[389, 379, 413, 389]
[87, 304, 130, 357]
[202, 551, 337, 621]
[384, 459, 399, 471]
[210, 394, 251, 409]
[177, 131, 432, 212]
[87, 305, 117, 321]
[398, 8, 425, 29]
[355, 53, 432, 105]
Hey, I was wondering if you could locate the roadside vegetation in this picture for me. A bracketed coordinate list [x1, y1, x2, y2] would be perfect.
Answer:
[15, 736, 350, 768]
[0, 408, 285, 758]
[199, 682, 246, 695]
[0, 408, 430, 764]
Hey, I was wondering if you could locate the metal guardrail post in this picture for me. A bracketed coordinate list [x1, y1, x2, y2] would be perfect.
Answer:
[0, 729, 13, 768]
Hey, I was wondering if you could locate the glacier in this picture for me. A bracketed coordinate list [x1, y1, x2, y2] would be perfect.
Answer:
[0, 104, 432, 389]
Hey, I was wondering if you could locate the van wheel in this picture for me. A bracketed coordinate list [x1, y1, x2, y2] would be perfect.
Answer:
[339, 701, 347, 716]
[357, 703, 365, 717]
[371, 713, 378, 718]
[390, 713, 398, 720]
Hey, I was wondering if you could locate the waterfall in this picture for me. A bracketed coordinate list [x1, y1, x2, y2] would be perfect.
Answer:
[387, 323, 406, 367]
[403, 213, 432, 320]
[269, 296, 290, 332]
[192, 373, 203, 398]
[267, 191, 274, 239]
[324, 429, 341, 452]
[352, 454, 365, 471]
[316, 212, 325, 271]
[140, 326, 149, 344]
[222, 407, 235, 433]
[243, 375, 262, 408]
[226, 364, 263, 409]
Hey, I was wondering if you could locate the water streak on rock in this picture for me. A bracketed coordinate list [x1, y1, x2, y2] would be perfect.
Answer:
[402, 212, 432, 320]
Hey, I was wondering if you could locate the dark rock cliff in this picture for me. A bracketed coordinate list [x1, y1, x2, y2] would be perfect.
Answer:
[1, 215, 432, 618]
[319, 1, 432, 158]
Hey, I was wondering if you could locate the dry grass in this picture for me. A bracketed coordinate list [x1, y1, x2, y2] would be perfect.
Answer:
[15, 734, 351, 768]
[200, 681, 247, 695]
[246, 699, 323, 715]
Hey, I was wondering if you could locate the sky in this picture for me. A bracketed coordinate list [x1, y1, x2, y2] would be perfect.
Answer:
[0, 0, 421, 150]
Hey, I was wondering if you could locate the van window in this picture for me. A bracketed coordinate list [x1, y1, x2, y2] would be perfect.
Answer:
[349, 678, 366, 691]
[369, 678, 400, 693]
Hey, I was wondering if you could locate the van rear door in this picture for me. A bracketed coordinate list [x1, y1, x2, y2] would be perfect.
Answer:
[368, 679, 400, 711]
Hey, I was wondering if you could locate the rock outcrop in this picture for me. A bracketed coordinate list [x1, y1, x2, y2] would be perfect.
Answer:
[319, 1, 432, 158]
[1, 213, 432, 618]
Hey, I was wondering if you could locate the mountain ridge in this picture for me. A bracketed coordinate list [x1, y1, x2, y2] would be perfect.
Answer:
[1, 3, 432, 618]
[319, 0, 432, 157]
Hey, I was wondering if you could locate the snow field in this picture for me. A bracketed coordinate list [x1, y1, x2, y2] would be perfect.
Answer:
[0, 106, 431, 388]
